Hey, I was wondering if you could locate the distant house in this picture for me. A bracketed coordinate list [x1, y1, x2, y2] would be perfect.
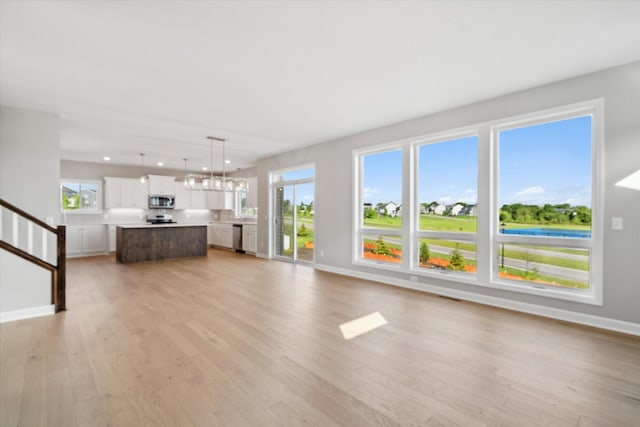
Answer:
[79, 188, 97, 209]
[384, 202, 399, 217]
[450, 203, 464, 216]
[466, 204, 478, 217]
[433, 204, 446, 215]
[62, 185, 78, 208]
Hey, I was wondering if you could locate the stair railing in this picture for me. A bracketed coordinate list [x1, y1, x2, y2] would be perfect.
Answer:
[0, 198, 66, 312]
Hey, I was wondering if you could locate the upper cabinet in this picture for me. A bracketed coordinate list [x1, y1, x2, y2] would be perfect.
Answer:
[206, 191, 233, 210]
[148, 175, 176, 195]
[104, 177, 148, 209]
[175, 182, 207, 209]
[246, 177, 257, 210]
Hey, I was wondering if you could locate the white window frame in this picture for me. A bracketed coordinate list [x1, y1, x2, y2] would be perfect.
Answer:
[487, 100, 603, 305]
[353, 143, 405, 271]
[410, 129, 480, 282]
[60, 179, 103, 213]
[352, 99, 603, 305]
[268, 164, 315, 260]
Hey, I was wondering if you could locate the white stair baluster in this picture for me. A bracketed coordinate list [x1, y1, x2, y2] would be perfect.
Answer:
[42, 228, 48, 263]
[12, 212, 18, 246]
[28, 221, 34, 254]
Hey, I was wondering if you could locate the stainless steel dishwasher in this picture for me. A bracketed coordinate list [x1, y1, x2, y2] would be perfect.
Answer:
[232, 224, 244, 253]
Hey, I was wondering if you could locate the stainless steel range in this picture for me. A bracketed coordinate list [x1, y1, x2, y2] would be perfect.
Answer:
[146, 214, 177, 224]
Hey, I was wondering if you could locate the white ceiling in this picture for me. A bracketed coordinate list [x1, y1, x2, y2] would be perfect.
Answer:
[2, 1, 640, 173]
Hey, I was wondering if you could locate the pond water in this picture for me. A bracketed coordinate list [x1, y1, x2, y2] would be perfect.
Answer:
[501, 228, 591, 238]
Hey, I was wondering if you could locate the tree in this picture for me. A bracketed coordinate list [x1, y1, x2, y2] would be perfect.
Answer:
[448, 246, 466, 271]
[373, 236, 391, 256]
[419, 241, 430, 264]
[297, 224, 309, 236]
[364, 207, 377, 219]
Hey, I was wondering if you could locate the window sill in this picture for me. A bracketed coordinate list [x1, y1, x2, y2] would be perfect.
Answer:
[61, 210, 103, 215]
[353, 258, 404, 273]
[481, 278, 601, 306]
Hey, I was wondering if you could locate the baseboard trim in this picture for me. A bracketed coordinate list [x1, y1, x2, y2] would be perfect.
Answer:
[256, 252, 270, 259]
[314, 264, 640, 337]
[0, 304, 55, 323]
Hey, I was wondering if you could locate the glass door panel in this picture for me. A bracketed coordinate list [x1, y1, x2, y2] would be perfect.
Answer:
[274, 186, 295, 260]
[295, 182, 314, 262]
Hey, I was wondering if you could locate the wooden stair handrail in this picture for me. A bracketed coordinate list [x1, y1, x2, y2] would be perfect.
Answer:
[0, 198, 66, 313]
[0, 241, 56, 271]
[0, 198, 58, 234]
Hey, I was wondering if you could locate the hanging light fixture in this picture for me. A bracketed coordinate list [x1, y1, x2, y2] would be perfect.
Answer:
[183, 136, 247, 192]
[183, 158, 197, 189]
[139, 153, 147, 183]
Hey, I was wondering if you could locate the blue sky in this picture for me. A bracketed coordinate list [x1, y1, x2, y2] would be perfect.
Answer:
[362, 115, 592, 207]
[279, 168, 315, 205]
[499, 116, 592, 207]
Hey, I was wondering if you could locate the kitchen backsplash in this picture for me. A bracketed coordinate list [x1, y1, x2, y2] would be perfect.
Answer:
[62, 208, 221, 226]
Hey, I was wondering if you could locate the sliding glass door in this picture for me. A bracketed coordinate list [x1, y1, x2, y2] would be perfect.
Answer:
[272, 167, 315, 263]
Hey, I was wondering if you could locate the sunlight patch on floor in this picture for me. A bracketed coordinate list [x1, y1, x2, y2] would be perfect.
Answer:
[339, 312, 387, 340]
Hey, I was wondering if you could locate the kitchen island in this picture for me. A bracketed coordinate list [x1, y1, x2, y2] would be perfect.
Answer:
[116, 223, 207, 263]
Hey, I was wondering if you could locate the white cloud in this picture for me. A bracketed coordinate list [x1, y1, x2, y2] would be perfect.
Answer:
[438, 196, 454, 204]
[363, 187, 380, 199]
[516, 186, 545, 197]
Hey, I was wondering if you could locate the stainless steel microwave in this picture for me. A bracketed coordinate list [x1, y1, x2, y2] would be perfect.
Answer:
[148, 194, 175, 209]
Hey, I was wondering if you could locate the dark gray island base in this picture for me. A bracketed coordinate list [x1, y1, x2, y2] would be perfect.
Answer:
[116, 224, 207, 263]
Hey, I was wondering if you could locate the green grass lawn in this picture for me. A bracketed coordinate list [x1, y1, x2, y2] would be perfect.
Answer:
[500, 266, 588, 289]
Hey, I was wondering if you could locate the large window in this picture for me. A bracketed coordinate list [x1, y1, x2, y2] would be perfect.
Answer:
[353, 100, 602, 304]
[495, 113, 596, 293]
[416, 135, 478, 275]
[357, 148, 403, 267]
[60, 180, 101, 212]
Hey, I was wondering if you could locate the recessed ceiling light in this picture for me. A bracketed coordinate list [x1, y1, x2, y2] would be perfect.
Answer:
[202, 166, 208, 171]
[225, 160, 231, 164]
[157, 162, 164, 166]
[103, 156, 111, 161]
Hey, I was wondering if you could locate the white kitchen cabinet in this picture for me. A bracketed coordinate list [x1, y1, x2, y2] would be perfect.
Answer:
[148, 175, 176, 195]
[174, 182, 188, 209]
[242, 224, 257, 253]
[246, 177, 257, 210]
[191, 188, 206, 209]
[209, 223, 233, 248]
[66, 225, 107, 257]
[108, 225, 117, 252]
[207, 224, 215, 245]
[105, 177, 148, 209]
[206, 191, 233, 210]
[175, 182, 207, 209]
[66, 227, 83, 256]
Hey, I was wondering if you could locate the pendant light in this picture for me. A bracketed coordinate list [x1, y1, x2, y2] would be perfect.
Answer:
[183, 158, 196, 189]
[182, 136, 247, 192]
[139, 153, 147, 183]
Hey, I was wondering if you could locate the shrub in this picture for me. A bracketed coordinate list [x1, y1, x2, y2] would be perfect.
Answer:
[448, 246, 466, 271]
[419, 241, 430, 264]
[373, 236, 391, 256]
[297, 224, 309, 237]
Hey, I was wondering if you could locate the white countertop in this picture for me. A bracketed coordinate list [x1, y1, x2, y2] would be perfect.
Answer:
[210, 220, 257, 225]
[116, 223, 209, 229]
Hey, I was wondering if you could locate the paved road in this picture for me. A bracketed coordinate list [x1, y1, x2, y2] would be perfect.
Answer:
[427, 244, 587, 282]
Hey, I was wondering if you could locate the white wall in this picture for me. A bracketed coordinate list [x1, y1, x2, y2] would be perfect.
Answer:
[256, 61, 640, 325]
[0, 105, 60, 315]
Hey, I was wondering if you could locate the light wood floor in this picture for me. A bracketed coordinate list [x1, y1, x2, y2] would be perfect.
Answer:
[2, 248, 639, 427]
